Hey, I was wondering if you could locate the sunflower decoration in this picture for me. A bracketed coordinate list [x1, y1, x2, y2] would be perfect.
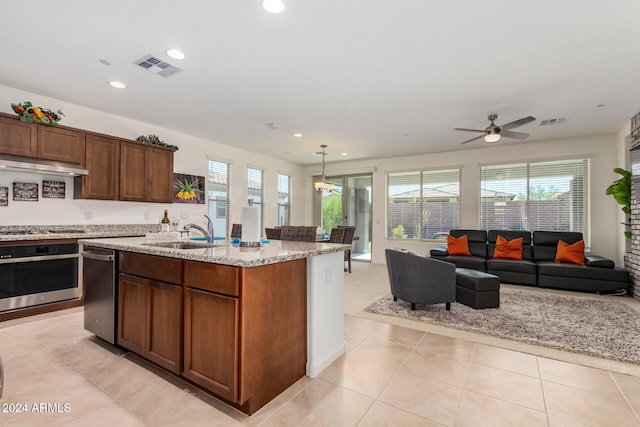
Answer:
[175, 177, 202, 201]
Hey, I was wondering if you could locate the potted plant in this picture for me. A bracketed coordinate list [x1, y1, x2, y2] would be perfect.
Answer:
[605, 167, 632, 238]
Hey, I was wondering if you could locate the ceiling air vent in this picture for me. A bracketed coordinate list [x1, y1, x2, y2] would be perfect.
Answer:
[539, 117, 567, 126]
[134, 54, 183, 78]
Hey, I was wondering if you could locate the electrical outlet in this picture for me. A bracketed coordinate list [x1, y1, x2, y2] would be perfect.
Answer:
[84, 211, 92, 220]
[143, 211, 149, 220]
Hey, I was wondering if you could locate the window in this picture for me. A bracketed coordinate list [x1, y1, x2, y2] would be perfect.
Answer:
[248, 167, 264, 233]
[480, 158, 589, 242]
[208, 159, 229, 238]
[387, 168, 460, 240]
[277, 173, 291, 226]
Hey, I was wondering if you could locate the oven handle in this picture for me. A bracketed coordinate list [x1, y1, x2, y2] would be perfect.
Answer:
[81, 251, 115, 262]
[0, 253, 79, 264]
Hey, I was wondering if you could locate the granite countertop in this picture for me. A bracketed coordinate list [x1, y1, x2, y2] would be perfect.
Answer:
[79, 236, 351, 268]
[0, 224, 160, 242]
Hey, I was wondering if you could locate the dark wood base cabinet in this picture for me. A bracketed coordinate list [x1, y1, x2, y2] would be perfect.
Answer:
[118, 253, 183, 374]
[183, 288, 238, 401]
[117, 252, 307, 415]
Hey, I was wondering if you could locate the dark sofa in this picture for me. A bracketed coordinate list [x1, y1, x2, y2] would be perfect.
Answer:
[430, 229, 629, 293]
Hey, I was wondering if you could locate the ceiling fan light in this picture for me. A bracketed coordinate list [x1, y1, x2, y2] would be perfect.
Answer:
[263, 0, 285, 13]
[484, 133, 501, 143]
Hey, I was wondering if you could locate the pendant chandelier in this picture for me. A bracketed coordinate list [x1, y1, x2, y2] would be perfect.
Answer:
[313, 145, 334, 192]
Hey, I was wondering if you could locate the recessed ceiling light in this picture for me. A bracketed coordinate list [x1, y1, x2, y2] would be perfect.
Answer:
[263, 0, 284, 13]
[341, 152, 349, 156]
[108, 81, 126, 89]
[166, 49, 185, 60]
[294, 133, 303, 138]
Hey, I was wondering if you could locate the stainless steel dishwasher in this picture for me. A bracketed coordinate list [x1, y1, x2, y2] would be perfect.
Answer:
[82, 246, 118, 344]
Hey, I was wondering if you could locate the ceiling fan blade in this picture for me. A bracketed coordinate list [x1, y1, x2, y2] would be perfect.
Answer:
[501, 130, 530, 139]
[454, 127, 485, 133]
[459, 134, 485, 145]
[501, 116, 536, 130]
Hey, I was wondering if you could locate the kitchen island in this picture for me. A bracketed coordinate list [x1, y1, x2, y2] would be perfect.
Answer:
[79, 236, 349, 415]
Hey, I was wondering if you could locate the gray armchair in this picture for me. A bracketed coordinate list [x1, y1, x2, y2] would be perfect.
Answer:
[385, 249, 456, 310]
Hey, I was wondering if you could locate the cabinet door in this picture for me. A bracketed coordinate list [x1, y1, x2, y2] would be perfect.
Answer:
[119, 141, 147, 201]
[148, 147, 174, 203]
[118, 273, 147, 354]
[183, 287, 239, 402]
[146, 279, 183, 374]
[37, 125, 85, 164]
[0, 114, 37, 157]
[76, 134, 120, 200]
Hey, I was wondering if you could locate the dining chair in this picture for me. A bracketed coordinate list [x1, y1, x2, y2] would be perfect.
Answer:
[340, 226, 356, 273]
[231, 223, 242, 239]
[328, 227, 345, 243]
[265, 228, 281, 240]
[280, 226, 317, 242]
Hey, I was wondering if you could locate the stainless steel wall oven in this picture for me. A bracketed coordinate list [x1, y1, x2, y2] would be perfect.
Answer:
[0, 242, 81, 312]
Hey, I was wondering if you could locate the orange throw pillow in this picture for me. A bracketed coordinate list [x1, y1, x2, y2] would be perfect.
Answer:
[493, 235, 523, 260]
[555, 240, 585, 265]
[447, 235, 471, 256]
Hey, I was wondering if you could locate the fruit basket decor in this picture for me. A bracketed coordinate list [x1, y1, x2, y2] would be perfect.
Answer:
[11, 101, 64, 125]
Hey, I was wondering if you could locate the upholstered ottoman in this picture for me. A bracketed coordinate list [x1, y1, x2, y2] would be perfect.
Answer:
[455, 268, 500, 309]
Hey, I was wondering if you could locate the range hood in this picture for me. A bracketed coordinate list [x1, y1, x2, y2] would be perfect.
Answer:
[0, 154, 88, 176]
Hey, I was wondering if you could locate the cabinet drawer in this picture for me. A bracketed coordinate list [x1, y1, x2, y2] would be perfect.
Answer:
[120, 252, 182, 285]
[184, 261, 239, 296]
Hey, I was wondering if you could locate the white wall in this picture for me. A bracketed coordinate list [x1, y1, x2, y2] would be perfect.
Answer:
[309, 133, 625, 265]
[0, 84, 307, 232]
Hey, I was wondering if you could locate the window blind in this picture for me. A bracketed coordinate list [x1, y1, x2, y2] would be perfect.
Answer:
[248, 167, 264, 232]
[387, 168, 460, 240]
[208, 159, 230, 237]
[480, 158, 589, 243]
[277, 173, 291, 226]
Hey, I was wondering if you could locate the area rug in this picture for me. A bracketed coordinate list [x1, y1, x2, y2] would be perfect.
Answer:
[364, 288, 640, 364]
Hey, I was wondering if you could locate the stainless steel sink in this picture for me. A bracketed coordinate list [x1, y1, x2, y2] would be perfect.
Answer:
[145, 241, 221, 250]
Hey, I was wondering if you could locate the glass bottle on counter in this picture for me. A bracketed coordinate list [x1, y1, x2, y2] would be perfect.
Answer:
[161, 210, 171, 232]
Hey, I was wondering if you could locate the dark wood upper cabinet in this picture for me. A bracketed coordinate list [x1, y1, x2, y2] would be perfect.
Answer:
[148, 147, 174, 203]
[0, 112, 175, 203]
[120, 141, 148, 201]
[0, 114, 38, 157]
[74, 134, 120, 200]
[37, 125, 86, 164]
[120, 142, 174, 203]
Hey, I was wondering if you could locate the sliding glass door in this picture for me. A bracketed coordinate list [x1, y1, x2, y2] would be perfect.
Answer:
[313, 173, 372, 261]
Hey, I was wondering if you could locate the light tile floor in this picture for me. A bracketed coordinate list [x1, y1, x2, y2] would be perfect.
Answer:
[1, 262, 640, 426]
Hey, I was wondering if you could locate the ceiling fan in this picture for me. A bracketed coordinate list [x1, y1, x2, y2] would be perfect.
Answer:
[454, 114, 536, 145]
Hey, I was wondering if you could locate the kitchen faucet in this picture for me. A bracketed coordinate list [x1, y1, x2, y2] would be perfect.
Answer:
[183, 215, 215, 243]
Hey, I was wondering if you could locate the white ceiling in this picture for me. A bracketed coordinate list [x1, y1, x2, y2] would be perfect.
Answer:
[1, 1, 639, 165]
